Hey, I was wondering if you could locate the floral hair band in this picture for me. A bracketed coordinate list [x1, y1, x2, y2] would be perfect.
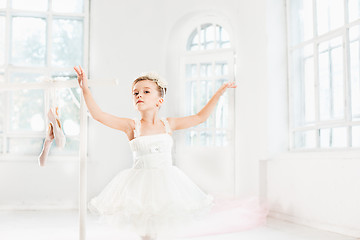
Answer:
[136, 72, 168, 97]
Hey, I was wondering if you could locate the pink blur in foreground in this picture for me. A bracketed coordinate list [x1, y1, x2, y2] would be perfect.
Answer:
[177, 194, 270, 238]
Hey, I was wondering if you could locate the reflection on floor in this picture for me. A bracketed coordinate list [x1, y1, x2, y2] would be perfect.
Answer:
[0, 210, 357, 240]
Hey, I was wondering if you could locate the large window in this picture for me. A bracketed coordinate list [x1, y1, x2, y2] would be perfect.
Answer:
[0, 0, 88, 159]
[182, 23, 234, 146]
[288, 0, 360, 150]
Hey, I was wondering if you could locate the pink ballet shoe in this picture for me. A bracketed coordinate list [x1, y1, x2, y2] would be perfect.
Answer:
[38, 123, 54, 167]
[47, 107, 66, 148]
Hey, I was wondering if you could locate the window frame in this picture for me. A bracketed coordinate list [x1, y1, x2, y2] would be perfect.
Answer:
[286, 0, 360, 151]
[0, 0, 89, 160]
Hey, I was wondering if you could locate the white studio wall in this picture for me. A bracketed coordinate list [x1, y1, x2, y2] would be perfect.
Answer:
[267, 153, 360, 237]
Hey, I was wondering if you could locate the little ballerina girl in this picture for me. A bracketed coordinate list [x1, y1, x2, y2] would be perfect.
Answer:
[73, 65, 267, 240]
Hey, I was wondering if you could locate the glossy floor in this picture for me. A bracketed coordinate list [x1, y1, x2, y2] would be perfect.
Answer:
[0, 210, 356, 240]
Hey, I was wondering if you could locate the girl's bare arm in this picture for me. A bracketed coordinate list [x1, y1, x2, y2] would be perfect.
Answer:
[74, 66, 133, 134]
[167, 81, 237, 131]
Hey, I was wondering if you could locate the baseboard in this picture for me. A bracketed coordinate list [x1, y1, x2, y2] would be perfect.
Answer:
[268, 210, 360, 238]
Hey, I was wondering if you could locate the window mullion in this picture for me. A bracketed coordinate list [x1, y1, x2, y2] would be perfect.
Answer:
[213, 23, 216, 50]
[9, 10, 47, 18]
[47, 1, 53, 109]
[329, 41, 334, 120]
[197, 25, 201, 50]
[314, 52, 321, 142]
[83, 0, 90, 71]
[4, 0, 10, 155]
[292, 119, 360, 131]
[344, 26, 352, 146]
[5, 0, 10, 68]
[286, 0, 294, 149]
[348, 18, 360, 27]
[5, 89, 9, 154]
[313, 0, 321, 148]
[47, 0, 52, 76]
[290, 28, 344, 51]
[345, 0, 354, 148]
[3, 91, 8, 154]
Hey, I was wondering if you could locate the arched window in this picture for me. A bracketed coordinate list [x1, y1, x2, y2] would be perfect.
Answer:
[187, 23, 231, 51]
[182, 23, 234, 146]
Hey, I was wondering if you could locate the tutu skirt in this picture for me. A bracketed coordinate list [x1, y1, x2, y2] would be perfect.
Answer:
[88, 166, 214, 238]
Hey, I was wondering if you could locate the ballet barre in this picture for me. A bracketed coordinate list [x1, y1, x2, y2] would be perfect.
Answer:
[0, 78, 120, 91]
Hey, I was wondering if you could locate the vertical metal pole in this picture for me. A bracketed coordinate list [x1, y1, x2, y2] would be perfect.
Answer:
[81, 0, 90, 237]
[79, 91, 87, 240]
[233, 51, 239, 198]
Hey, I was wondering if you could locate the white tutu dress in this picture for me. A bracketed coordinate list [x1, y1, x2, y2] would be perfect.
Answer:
[88, 117, 215, 239]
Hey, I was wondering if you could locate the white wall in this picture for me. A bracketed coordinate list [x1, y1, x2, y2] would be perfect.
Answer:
[232, 0, 270, 198]
[0, 161, 79, 209]
[267, 153, 360, 237]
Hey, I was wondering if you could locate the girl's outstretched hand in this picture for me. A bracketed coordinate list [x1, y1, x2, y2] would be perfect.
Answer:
[73, 65, 89, 90]
[217, 81, 237, 95]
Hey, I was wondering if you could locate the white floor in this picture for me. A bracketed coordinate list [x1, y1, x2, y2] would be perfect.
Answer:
[0, 210, 357, 240]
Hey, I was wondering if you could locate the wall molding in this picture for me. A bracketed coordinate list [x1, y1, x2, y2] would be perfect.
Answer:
[268, 210, 360, 238]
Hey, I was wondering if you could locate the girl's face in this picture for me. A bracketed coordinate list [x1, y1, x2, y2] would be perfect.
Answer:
[132, 80, 163, 111]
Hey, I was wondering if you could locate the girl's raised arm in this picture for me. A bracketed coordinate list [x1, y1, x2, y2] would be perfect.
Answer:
[167, 81, 237, 131]
[73, 65, 133, 134]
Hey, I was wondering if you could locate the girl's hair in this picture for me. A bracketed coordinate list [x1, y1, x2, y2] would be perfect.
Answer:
[132, 77, 167, 98]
